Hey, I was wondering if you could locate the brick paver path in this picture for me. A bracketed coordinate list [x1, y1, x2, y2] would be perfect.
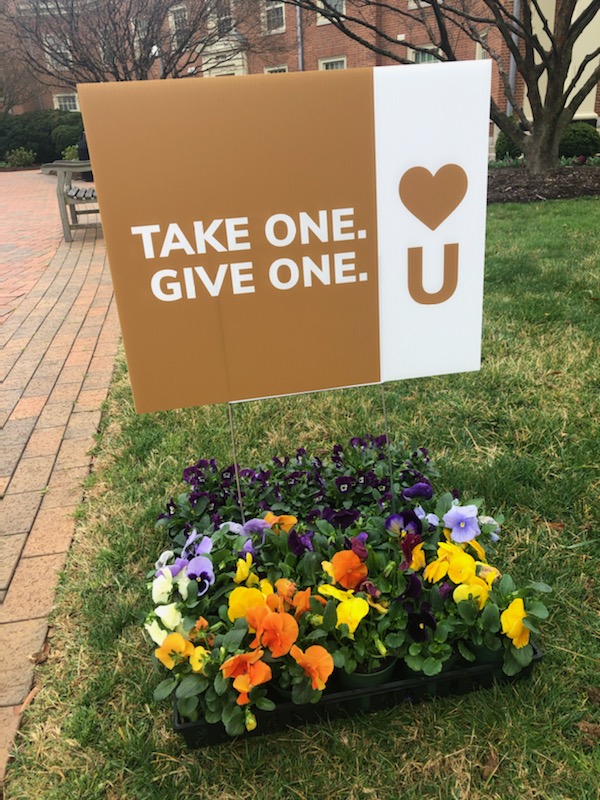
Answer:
[0, 170, 119, 787]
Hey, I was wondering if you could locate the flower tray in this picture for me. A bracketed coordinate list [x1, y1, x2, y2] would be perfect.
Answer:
[173, 643, 542, 748]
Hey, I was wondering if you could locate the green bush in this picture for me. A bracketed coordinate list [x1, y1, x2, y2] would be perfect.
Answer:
[495, 129, 522, 160]
[51, 124, 82, 156]
[559, 122, 600, 158]
[6, 147, 36, 167]
[0, 110, 83, 162]
[62, 144, 79, 160]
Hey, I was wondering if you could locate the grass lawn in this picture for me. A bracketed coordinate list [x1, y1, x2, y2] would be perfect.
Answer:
[5, 197, 600, 800]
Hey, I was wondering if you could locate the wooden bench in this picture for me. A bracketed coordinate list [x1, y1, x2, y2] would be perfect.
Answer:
[41, 160, 102, 242]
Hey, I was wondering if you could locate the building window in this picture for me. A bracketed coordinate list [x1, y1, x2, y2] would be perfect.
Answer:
[44, 36, 71, 71]
[319, 57, 346, 70]
[264, 65, 288, 73]
[53, 93, 79, 112]
[170, 4, 189, 48]
[216, 0, 233, 35]
[475, 29, 489, 60]
[317, 0, 346, 25]
[408, 45, 440, 64]
[265, 1, 285, 33]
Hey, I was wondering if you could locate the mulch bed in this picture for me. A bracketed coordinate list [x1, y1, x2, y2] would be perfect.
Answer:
[487, 165, 600, 204]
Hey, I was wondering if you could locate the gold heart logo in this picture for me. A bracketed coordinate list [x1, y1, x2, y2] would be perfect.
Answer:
[399, 165, 468, 231]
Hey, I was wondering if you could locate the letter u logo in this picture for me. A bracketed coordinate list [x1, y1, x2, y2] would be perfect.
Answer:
[407, 243, 459, 305]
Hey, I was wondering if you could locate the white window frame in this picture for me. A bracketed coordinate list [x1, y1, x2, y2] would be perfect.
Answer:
[264, 1, 285, 34]
[264, 65, 288, 73]
[407, 45, 440, 64]
[53, 93, 80, 112]
[318, 56, 347, 70]
[215, 0, 234, 36]
[44, 35, 71, 71]
[317, 0, 346, 25]
[169, 4, 189, 49]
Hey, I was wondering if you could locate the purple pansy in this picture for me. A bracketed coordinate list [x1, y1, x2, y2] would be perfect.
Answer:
[415, 506, 440, 530]
[399, 572, 422, 600]
[344, 531, 368, 560]
[288, 529, 314, 557]
[335, 475, 356, 495]
[399, 532, 423, 571]
[401, 481, 433, 501]
[406, 602, 436, 642]
[322, 507, 360, 531]
[385, 510, 423, 538]
[187, 555, 215, 596]
[443, 504, 481, 543]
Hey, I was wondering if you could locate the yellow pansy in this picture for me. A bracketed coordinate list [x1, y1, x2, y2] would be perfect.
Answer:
[155, 632, 194, 670]
[423, 541, 462, 583]
[227, 586, 266, 621]
[453, 577, 490, 609]
[477, 562, 501, 586]
[259, 579, 274, 595]
[318, 584, 355, 603]
[466, 538, 487, 561]
[501, 598, 530, 648]
[336, 597, 369, 635]
[190, 645, 210, 674]
[234, 552, 253, 584]
[409, 542, 426, 571]
[321, 560, 335, 580]
[447, 550, 477, 585]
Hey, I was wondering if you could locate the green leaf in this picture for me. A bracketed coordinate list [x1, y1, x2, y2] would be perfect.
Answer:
[204, 708, 222, 724]
[333, 650, 346, 669]
[292, 679, 315, 705]
[511, 643, 533, 668]
[499, 575, 516, 595]
[481, 602, 501, 633]
[522, 618, 540, 633]
[422, 657, 443, 676]
[384, 632, 406, 649]
[458, 641, 476, 662]
[305, 629, 328, 641]
[322, 600, 337, 632]
[404, 653, 423, 672]
[255, 697, 276, 711]
[176, 674, 207, 699]
[213, 671, 229, 696]
[153, 677, 178, 702]
[223, 707, 245, 737]
[456, 600, 479, 624]
[222, 627, 247, 652]
[176, 695, 199, 720]
[526, 601, 549, 619]
[528, 582, 552, 593]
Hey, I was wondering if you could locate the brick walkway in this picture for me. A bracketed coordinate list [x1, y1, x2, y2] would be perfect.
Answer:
[0, 171, 119, 788]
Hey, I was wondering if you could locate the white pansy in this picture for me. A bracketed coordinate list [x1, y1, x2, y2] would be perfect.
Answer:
[152, 572, 173, 605]
[144, 619, 168, 645]
[155, 603, 183, 630]
[175, 572, 191, 601]
[154, 550, 174, 571]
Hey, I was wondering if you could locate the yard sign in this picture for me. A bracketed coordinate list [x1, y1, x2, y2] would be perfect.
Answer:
[79, 61, 492, 413]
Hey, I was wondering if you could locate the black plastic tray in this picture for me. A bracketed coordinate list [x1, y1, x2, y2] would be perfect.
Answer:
[174, 643, 542, 748]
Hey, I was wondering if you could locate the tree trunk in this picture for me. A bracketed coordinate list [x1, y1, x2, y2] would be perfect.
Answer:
[522, 121, 565, 175]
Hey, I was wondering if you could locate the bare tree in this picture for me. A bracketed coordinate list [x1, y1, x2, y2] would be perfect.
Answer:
[283, 0, 600, 174]
[3, 0, 269, 86]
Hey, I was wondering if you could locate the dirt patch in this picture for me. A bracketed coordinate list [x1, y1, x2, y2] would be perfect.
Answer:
[488, 165, 600, 204]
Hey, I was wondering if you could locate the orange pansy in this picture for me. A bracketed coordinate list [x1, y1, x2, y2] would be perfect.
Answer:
[264, 512, 298, 534]
[155, 633, 195, 670]
[291, 587, 325, 619]
[290, 644, 334, 691]
[221, 649, 272, 705]
[330, 550, 368, 590]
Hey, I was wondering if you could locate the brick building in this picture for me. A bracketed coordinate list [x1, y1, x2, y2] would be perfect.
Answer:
[2, 0, 599, 129]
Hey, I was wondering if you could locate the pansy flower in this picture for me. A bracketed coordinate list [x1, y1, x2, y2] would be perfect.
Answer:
[444, 504, 481, 543]
[336, 596, 369, 635]
[221, 649, 272, 705]
[324, 550, 368, 590]
[290, 645, 334, 690]
[501, 598, 530, 648]
[385, 510, 423, 538]
[401, 481, 433, 501]
[155, 632, 194, 669]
